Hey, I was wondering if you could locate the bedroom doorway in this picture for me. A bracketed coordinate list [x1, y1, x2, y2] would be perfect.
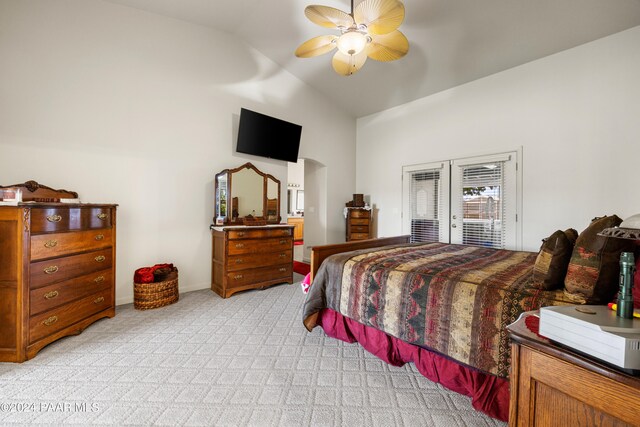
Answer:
[402, 151, 521, 250]
[287, 159, 305, 262]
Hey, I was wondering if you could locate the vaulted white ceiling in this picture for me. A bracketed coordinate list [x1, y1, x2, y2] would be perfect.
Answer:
[104, 0, 640, 117]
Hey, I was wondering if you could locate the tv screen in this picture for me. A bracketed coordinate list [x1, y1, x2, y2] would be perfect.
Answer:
[236, 108, 302, 163]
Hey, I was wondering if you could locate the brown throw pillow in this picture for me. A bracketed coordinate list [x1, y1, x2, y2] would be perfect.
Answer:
[564, 215, 634, 303]
[532, 229, 578, 290]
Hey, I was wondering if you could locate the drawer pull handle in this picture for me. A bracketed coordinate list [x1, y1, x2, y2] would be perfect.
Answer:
[279, 267, 287, 272]
[44, 290, 59, 300]
[279, 253, 286, 258]
[95, 255, 106, 262]
[97, 213, 108, 220]
[233, 274, 243, 280]
[237, 232, 245, 237]
[93, 296, 105, 304]
[235, 243, 244, 248]
[44, 240, 58, 248]
[42, 316, 58, 326]
[235, 259, 244, 264]
[94, 276, 105, 283]
[95, 234, 104, 241]
[44, 265, 59, 274]
[46, 214, 62, 223]
[279, 240, 287, 244]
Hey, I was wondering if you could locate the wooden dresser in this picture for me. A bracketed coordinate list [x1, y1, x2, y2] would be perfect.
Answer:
[0, 182, 116, 362]
[287, 217, 304, 241]
[508, 314, 640, 426]
[346, 208, 373, 241]
[211, 225, 294, 298]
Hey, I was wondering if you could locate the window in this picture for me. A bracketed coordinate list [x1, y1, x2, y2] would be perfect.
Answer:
[402, 162, 449, 243]
[403, 151, 521, 250]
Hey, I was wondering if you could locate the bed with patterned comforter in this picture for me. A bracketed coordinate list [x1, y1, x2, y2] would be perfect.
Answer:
[303, 242, 577, 419]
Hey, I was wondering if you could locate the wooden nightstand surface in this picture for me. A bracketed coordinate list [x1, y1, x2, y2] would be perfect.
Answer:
[507, 312, 640, 426]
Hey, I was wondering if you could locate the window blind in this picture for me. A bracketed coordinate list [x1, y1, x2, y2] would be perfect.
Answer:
[408, 169, 443, 243]
[457, 161, 506, 249]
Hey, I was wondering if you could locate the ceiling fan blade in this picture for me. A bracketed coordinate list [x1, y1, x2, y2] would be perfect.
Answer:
[295, 35, 338, 58]
[332, 50, 368, 76]
[305, 5, 354, 29]
[354, 0, 405, 35]
[367, 30, 409, 62]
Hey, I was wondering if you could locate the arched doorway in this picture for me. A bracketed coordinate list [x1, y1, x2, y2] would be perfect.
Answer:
[288, 158, 327, 263]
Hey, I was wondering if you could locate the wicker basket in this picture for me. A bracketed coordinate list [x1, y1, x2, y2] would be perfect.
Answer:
[134, 270, 179, 310]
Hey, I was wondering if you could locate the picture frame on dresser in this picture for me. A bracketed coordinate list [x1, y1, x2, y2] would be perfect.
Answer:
[0, 180, 117, 362]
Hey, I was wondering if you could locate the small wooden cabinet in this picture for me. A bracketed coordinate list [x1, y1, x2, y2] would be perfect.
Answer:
[508, 316, 640, 426]
[346, 208, 373, 241]
[287, 217, 304, 241]
[0, 182, 116, 362]
[211, 225, 294, 298]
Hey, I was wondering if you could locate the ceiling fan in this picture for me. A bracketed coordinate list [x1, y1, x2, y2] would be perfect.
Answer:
[295, 0, 409, 76]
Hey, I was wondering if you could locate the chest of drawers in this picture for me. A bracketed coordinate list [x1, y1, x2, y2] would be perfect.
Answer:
[0, 203, 117, 362]
[346, 208, 373, 241]
[211, 225, 294, 298]
[508, 313, 640, 426]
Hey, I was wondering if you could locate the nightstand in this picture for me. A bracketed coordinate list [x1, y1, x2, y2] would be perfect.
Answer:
[507, 312, 640, 426]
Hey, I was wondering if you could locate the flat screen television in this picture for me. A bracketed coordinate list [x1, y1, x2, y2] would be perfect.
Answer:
[236, 108, 302, 163]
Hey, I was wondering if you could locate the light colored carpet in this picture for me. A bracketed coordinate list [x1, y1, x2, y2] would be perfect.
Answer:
[0, 276, 506, 426]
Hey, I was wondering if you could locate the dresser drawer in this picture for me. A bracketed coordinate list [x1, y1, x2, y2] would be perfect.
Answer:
[228, 237, 292, 255]
[30, 248, 112, 289]
[30, 229, 113, 261]
[30, 207, 112, 234]
[227, 264, 292, 288]
[349, 210, 370, 219]
[29, 288, 113, 343]
[227, 250, 292, 272]
[30, 269, 112, 315]
[350, 233, 370, 240]
[350, 218, 370, 226]
[350, 225, 369, 233]
[228, 227, 292, 240]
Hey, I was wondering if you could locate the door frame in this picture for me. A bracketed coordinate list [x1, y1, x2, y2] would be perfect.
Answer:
[402, 147, 523, 250]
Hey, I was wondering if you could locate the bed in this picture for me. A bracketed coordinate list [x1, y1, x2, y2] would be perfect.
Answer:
[302, 236, 579, 421]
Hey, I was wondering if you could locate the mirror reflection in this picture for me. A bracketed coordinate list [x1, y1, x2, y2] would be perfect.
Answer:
[214, 162, 281, 225]
[266, 176, 278, 222]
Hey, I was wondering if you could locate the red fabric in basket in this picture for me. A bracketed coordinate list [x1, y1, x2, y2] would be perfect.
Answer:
[134, 263, 174, 283]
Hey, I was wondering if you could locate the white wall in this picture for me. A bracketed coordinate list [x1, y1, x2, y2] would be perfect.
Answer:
[356, 26, 640, 252]
[0, 0, 356, 304]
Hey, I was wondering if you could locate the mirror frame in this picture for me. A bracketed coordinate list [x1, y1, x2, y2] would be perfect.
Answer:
[214, 162, 281, 225]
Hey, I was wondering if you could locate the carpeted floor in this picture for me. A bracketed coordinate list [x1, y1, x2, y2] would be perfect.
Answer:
[0, 275, 505, 426]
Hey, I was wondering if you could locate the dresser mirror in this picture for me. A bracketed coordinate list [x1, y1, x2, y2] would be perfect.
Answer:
[214, 162, 281, 225]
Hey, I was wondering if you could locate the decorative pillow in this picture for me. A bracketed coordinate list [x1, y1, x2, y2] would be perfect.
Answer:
[564, 215, 634, 303]
[532, 229, 578, 290]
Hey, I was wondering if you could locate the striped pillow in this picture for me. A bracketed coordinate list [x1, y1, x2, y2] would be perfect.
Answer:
[564, 215, 633, 303]
[532, 229, 578, 290]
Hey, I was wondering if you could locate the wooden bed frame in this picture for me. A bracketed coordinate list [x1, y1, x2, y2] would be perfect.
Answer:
[309, 235, 411, 281]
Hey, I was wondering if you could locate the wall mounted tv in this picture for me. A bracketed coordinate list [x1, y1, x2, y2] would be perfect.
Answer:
[236, 108, 302, 163]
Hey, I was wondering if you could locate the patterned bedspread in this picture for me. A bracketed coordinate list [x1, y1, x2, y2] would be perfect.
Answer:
[303, 242, 575, 378]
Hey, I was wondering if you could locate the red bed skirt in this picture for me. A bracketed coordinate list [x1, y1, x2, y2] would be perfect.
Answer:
[317, 308, 510, 422]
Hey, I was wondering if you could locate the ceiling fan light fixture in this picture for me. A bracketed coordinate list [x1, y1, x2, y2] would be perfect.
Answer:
[336, 30, 368, 56]
[296, 0, 409, 76]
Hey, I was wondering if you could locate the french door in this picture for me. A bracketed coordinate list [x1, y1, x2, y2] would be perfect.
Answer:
[402, 151, 520, 250]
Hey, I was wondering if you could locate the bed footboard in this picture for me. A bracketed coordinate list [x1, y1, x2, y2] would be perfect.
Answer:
[309, 235, 411, 281]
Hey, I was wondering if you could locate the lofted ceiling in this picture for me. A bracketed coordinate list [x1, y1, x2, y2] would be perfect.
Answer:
[104, 0, 640, 118]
